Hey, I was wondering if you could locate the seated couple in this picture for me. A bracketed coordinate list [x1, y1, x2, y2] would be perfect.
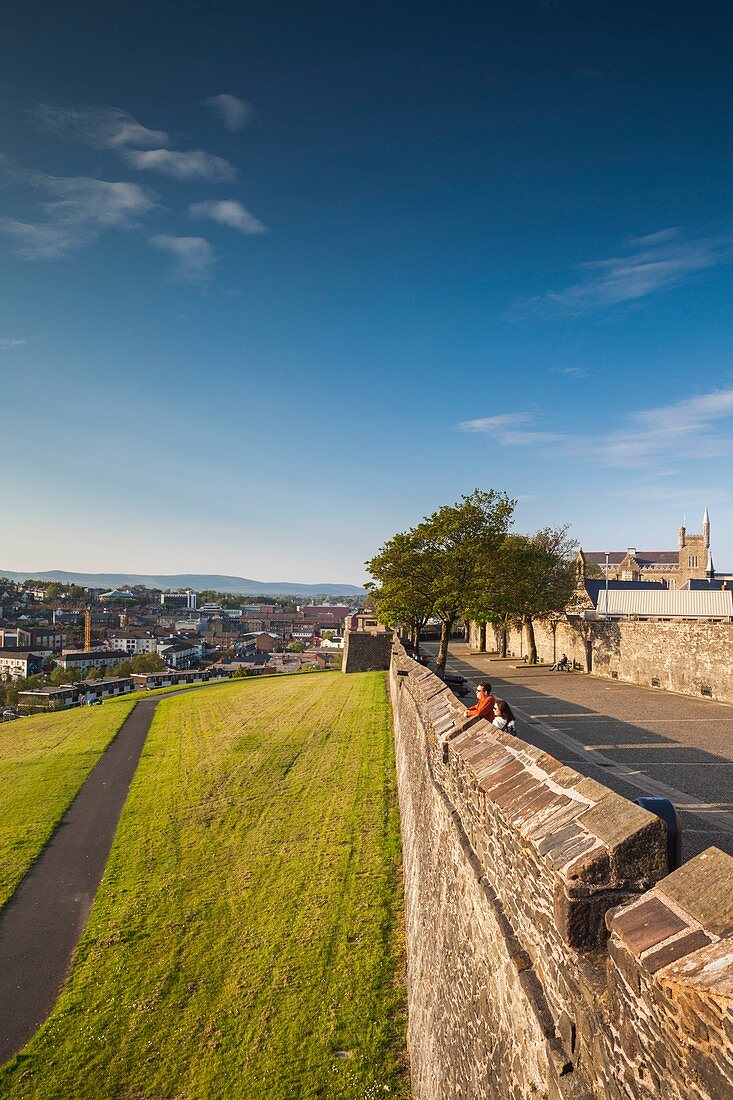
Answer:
[464, 682, 516, 734]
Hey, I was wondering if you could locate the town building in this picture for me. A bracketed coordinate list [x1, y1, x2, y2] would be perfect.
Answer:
[0, 650, 46, 680]
[130, 667, 232, 690]
[173, 618, 206, 634]
[0, 625, 66, 651]
[299, 605, 350, 626]
[156, 639, 199, 669]
[291, 623, 317, 641]
[580, 509, 715, 589]
[57, 650, 128, 673]
[160, 591, 197, 610]
[346, 610, 385, 634]
[106, 632, 159, 655]
[17, 677, 135, 713]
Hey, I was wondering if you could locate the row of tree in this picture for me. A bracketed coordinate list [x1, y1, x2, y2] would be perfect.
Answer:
[365, 489, 576, 674]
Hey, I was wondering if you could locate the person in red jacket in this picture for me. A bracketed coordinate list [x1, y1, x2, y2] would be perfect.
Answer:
[464, 681, 496, 721]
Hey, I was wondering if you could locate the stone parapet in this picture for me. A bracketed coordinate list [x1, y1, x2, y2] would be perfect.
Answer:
[390, 639, 733, 1099]
[606, 848, 733, 1098]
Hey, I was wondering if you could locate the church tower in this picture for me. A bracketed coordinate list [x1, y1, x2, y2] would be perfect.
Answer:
[676, 508, 710, 586]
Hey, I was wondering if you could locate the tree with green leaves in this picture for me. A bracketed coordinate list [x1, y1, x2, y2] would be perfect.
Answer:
[115, 652, 167, 677]
[494, 527, 576, 664]
[367, 489, 515, 674]
[365, 530, 434, 655]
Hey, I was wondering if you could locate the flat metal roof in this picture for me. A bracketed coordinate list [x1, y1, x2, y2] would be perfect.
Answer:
[594, 588, 733, 618]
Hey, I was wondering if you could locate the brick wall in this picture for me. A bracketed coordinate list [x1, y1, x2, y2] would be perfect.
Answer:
[390, 640, 733, 1099]
[482, 618, 733, 704]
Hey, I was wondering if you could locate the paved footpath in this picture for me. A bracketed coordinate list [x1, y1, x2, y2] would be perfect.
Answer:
[0, 698, 161, 1065]
[425, 641, 733, 864]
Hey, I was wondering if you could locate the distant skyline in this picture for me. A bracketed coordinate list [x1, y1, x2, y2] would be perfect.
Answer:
[4, 2, 733, 582]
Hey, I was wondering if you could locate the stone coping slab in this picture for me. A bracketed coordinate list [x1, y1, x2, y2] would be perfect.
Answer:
[607, 846, 733, 999]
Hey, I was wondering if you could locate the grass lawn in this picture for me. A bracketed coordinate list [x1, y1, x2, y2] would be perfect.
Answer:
[0, 700, 137, 910]
[0, 672, 408, 1099]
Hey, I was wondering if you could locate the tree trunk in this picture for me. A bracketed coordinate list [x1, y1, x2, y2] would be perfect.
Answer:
[524, 616, 537, 664]
[436, 618, 453, 674]
[499, 623, 508, 658]
[412, 622, 421, 657]
[479, 622, 487, 652]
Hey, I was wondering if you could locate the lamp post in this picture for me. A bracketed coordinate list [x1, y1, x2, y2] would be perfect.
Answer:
[604, 552, 609, 618]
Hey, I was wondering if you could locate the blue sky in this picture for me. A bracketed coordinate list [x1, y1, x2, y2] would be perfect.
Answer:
[3, 1, 733, 583]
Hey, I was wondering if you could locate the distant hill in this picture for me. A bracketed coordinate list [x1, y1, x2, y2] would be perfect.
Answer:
[0, 569, 365, 597]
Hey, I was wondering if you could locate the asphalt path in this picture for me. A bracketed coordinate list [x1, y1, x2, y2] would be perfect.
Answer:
[424, 641, 733, 863]
[0, 698, 160, 1064]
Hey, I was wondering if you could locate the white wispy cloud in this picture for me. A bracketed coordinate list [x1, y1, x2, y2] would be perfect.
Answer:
[188, 199, 266, 233]
[0, 168, 157, 259]
[458, 412, 569, 445]
[125, 148, 237, 181]
[150, 235, 215, 283]
[458, 388, 733, 468]
[598, 389, 733, 466]
[203, 94, 254, 132]
[189, 199, 267, 233]
[0, 338, 27, 348]
[527, 228, 733, 314]
[557, 366, 589, 378]
[30, 104, 170, 149]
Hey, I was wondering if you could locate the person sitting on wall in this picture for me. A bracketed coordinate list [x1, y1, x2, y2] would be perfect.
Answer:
[551, 653, 570, 672]
[464, 681, 496, 721]
[492, 699, 516, 734]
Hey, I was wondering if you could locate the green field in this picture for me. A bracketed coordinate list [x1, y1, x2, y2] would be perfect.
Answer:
[0, 672, 408, 1099]
[0, 700, 137, 909]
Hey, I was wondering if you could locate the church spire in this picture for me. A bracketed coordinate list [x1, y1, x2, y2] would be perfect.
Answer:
[703, 506, 711, 549]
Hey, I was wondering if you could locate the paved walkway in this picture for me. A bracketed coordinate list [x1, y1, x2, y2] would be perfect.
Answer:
[0, 698, 160, 1064]
[425, 641, 733, 863]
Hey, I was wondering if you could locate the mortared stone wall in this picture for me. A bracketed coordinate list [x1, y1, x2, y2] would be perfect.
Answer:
[390, 639, 733, 1099]
[470, 617, 733, 705]
[343, 630, 393, 673]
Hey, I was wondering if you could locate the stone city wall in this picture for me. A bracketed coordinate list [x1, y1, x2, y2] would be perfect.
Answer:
[468, 618, 733, 705]
[390, 639, 733, 1099]
[342, 629, 392, 673]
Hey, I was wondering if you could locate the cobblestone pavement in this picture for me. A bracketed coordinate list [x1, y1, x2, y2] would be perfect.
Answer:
[424, 640, 733, 862]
